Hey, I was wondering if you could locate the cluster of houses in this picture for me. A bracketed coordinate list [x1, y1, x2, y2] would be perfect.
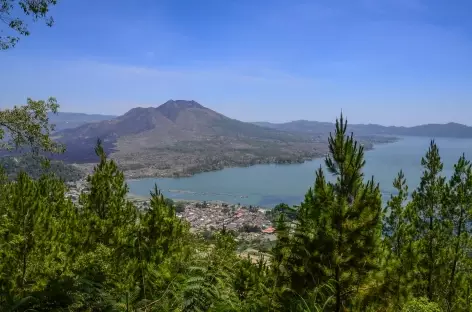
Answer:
[65, 180, 275, 236]
[178, 202, 275, 234]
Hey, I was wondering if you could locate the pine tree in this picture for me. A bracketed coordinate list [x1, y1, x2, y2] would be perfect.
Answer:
[381, 170, 416, 308]
[410, 140, 446, 301]
[76, 139, 138, 306]
[0, 172, 38, 304]
[281, 114, 383, 311]
[79, 139, 137, 250]
[131, 185, 190, 303]
[442, 154, 472, 310]
[270, 204, 299, 311]
[0, 169, 78, 310]
[282, 167, 332, 300]
[233, 255, 270, 309]
[324, 114, 382, 311]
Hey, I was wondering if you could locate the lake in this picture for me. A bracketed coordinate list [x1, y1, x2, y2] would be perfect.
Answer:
[127, 137, 472, 208]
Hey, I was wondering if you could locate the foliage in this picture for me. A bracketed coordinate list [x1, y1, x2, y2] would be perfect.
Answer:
[175, 201, 186, 213]
[0, 112, 471, 311]
[379, 170, 417, 309]
[441, 154, 472, 311]
[265, 203, 298, 222]
[0, 154, 84, 181]
[273, 114, 383, 311]
[0, 97, 64, 154]
[0, 0, 58, 49]
[410, 141, 447, 301]
[240, 223, 261, 233]
[402, 297, 441, 312]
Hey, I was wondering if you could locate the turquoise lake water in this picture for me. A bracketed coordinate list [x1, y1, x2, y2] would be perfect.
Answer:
[127, 137, 472, 208]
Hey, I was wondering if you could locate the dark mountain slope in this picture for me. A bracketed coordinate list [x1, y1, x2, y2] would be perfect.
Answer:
[59, 107, 174, 139]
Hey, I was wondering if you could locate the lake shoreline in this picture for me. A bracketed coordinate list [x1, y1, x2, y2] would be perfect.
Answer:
[127, 192, 243, 207]
[123, 137, 399, 181]
[70, 138, 401, 207]
[65, 137, 472, 208]
[125, 138, 401, 206]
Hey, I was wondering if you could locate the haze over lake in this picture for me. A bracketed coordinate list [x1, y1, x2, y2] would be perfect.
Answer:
[128, 136, 472, 207]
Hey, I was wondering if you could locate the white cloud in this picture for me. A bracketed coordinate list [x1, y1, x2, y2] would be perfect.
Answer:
[0, 55, 334, 119]
[68, 58, 328, 87]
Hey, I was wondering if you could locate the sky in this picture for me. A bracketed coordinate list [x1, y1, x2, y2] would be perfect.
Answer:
[1, 0, 471, 126]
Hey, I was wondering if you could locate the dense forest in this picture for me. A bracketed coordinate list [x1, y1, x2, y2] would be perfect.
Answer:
[0, 114, 471, 311]
[0, 155, 85, 181]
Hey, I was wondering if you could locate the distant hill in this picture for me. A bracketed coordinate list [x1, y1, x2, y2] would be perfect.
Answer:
[58, 100, 301, 143]
[253, 120, 472, 138]
[54, 100, 336, 178]
[48, 112, 116, 131]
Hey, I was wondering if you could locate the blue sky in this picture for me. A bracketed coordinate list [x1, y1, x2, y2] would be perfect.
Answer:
[1, 0, 471, 126]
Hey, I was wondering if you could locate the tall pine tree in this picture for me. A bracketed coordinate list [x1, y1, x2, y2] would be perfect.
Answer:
[410, 141, 446, 301]
[442, 154, 472, 310]
[281, 113, 383, 311]
[381, 170, 417, 308]
[78, 139, 137, 250]
[77, 139, 138, 306]
[131, 185, 190, 303]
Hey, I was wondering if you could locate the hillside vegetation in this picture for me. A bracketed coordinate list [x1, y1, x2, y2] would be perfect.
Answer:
[0, 114, 471, 311]
[0, 155, 85, 181]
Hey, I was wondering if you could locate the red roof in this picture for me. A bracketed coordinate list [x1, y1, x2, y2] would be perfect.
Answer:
[262, 226, 275, 233]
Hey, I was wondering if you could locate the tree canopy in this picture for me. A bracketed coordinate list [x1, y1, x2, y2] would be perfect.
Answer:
[0, 0, 58, 49]
[0, 97, 64, 155]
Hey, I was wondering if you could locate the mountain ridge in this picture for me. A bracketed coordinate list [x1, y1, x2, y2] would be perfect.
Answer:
[50, 111, 470, 138]
[48, 112, 117, 131]
[53, 100, 338, 178]
[57, 100, 303, 143]
[252, 120, 472, 138]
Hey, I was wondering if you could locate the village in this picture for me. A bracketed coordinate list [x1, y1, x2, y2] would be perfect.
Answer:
[65, 179, 277, 260]
[65, 180, 276, 238]
[178, 202, 274, 233]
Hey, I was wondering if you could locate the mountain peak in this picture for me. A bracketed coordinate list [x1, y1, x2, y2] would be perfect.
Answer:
[159, 99, 204, 109]
[157, 100, 206, 122]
